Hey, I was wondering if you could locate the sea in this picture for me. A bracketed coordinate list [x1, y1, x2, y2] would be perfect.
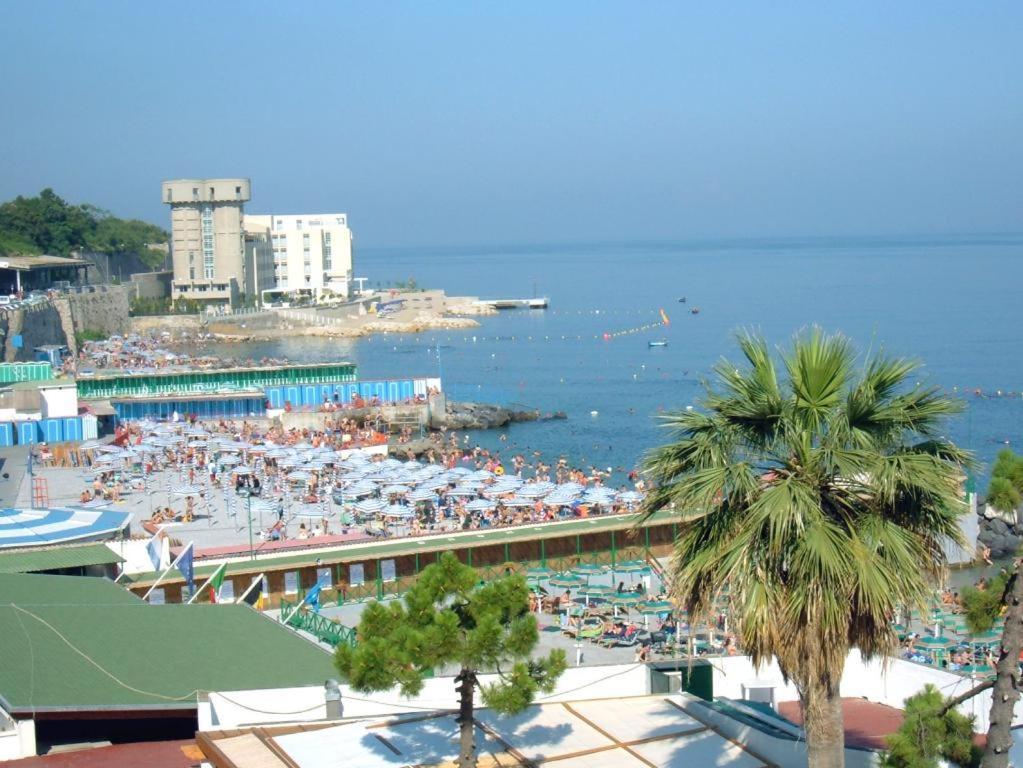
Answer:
[195, 235, 1023, 486]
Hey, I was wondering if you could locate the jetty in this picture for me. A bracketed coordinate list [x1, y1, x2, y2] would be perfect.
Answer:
[483, 297, 549, 309]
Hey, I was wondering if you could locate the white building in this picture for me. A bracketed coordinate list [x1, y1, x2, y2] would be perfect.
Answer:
[244, 213, 354, 300]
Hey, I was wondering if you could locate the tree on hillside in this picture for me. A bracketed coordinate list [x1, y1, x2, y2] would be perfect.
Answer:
[641, 328, 971, 768]
[0, 188, 95, 255]
[0, 190, 168, 267]
[334, 553, 566, 768]
[88, 210, 169, 269]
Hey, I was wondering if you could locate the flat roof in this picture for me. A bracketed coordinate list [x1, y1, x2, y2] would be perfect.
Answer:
[0, 254, 87, 271]
[199, 695, 770, 768]
[0, 507, 132, 550]
[0, 573, 337, 713]
[126, 511, 671, 586]
[0, 542, 124, 573]
[79, 361, 356, 383]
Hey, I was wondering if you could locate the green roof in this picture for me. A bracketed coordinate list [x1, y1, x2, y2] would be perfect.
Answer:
[0, 572, 141, 605]
[0, 574, 336, 713]
[125, 510, 672, 586]
[0, 543, 124, 574]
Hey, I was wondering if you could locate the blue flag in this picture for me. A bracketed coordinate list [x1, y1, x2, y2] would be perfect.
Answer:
[174, 543, 195, 591]
[306, 580, 325, 613]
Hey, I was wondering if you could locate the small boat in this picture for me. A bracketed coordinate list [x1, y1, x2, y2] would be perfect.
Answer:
[648, 340, 668, 347]
[678, 296, 687, 303]
[690, 307, 700, 315]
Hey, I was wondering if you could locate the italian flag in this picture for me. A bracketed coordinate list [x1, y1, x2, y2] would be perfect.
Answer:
[207, 564, 227, 604]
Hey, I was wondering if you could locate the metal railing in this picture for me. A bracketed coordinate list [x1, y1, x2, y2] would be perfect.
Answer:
[280, 598, 357, 648]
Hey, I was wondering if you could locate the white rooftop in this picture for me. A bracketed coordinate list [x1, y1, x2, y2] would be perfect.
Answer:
[230, 695, 769, 768]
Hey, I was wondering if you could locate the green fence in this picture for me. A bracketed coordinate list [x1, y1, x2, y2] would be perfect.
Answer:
[0, 362, 53, 383]
[280, 599, 357, 648]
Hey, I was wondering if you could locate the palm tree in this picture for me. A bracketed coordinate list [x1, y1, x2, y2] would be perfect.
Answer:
[641, 329, 970, 768]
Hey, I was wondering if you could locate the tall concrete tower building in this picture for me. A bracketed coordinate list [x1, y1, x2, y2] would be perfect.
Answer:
[161, 178, 271, 306]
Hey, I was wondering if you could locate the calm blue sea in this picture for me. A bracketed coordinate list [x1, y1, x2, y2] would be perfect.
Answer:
[205, 235, 1023, 484]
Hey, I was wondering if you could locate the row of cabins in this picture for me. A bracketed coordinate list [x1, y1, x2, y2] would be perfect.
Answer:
[0, 360, 441, 441]
[124, 512, 679, 606]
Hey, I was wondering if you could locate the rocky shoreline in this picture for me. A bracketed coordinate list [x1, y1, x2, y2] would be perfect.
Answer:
[208, 315, 481, 342]
[431, 400, 567, 430]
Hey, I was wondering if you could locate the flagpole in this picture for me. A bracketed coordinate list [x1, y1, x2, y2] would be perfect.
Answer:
[142, 541, 193, 601]
[187, 562, 227, 605]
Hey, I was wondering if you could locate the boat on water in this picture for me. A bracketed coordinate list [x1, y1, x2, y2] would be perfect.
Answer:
[648, 340, 668, 348]
[690, 307, 700, 315]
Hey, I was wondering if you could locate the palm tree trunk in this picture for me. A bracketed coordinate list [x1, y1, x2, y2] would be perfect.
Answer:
[455, 668, 478, 768]
[981, 559, 1023, 768]
[802, 678, 845, 768]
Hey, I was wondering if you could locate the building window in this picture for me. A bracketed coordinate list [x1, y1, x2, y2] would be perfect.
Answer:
[296, 219, 303, 230]
[324, 232, 332, 244]
[302, 233, 310, 244]
[166, 189, 172, 202]
[189, 266, 195, 279]
[235, 185, 241, 194]
[200, 203, 215, 279]
[192, 187, 198, 198]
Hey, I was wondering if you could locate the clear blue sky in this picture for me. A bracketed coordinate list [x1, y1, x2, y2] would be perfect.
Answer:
[1, 2, 1020, 247]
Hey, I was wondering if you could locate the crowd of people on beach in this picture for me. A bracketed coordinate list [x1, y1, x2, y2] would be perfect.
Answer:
[68, 416, 646, 545]
[67, 334, 290, 376]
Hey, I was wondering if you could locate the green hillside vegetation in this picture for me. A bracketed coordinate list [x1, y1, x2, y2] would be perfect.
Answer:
[0, 188, 168, 269]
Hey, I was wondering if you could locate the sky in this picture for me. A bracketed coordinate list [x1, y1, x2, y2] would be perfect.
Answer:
[0, 2, 1020, 248]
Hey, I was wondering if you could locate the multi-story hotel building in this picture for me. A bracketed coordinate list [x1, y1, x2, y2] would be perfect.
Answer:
[161, 178, 273, 306]
[243, 213, 354, 299]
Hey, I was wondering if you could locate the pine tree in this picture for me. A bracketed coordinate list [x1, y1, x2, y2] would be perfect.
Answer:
[335, 553, 567, 768]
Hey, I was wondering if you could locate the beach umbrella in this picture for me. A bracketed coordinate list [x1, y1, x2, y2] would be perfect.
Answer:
[408, 488, 438, 503]
[381, 484, 411, 496]
[612, 593, 643, 607]
[577, 584, 613, 600]
[640, 600, 674, 614]
[959, 664, 996, 677]
[613, 560, 651, 574]
[171, 484, 202, 496]
[967, 630, 1002, 645]
[525, 566, 551, 581]
[572, 563, 607, 578]
[617, 491, 643, 505]
[287, 471, 312, 482]
[355, 498, 386, 515]
[517, 483, 555, 498]
[466, 498, 495, 512]
[549, 573, 584, 589]
[501, 497, 536, 508]
[346, 483, 379, 497]
[913, 636, 957, 651]
[383, 504, 413, 518]
[447, 486, 480, 497]
[219, 455, 242, 465]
